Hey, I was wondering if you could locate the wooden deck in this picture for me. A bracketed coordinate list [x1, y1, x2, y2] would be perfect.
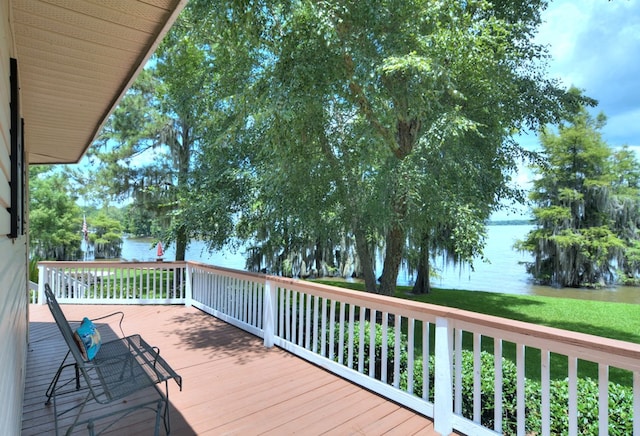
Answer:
[22, 304, 439, 435]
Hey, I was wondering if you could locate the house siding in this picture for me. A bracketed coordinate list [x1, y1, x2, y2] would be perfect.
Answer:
[0, 1, 29, 434]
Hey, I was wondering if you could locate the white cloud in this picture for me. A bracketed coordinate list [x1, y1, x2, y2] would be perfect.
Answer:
[537, 0, 640, 137]
[493, 1, 640, 220]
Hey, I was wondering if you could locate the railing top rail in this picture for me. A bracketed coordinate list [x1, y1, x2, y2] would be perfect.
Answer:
[39, 260, 188, 268]
[187, 261, 266, 281]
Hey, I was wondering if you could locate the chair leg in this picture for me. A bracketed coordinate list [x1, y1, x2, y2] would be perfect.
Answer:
[162, 380, 171, 434]
[45, 351, 78, 405]
[155, 398, 165, 436]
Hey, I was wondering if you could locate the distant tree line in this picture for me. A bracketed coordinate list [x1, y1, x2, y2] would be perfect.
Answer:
[29, 166, 124, 261]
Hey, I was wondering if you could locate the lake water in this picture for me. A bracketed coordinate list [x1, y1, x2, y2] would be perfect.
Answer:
[120, 225, 640, 304]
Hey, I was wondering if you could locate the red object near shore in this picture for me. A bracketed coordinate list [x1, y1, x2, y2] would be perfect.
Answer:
[156, 241, 164, 258]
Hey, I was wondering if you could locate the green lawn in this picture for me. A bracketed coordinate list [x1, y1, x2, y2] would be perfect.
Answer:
[315, 280, 640, 385]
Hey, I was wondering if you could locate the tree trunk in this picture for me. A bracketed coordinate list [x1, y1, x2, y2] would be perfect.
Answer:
[378, 119, 417, 295]
[412, 234, 431, 294]
[354, 228, 378, 294]
[378, 223, 405, 296]
[175, 226, 187, 261]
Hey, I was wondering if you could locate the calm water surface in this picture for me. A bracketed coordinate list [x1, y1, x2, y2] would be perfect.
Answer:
[120, 225, 640, 304]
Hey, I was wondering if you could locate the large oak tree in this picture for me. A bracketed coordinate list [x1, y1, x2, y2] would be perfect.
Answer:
[189, 0, 587, 294]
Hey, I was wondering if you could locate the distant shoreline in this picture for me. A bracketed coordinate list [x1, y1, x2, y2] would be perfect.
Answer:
[487, 219, 533, 226]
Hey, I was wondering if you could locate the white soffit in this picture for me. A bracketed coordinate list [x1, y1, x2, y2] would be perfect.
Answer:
[12, 0, 188, 164]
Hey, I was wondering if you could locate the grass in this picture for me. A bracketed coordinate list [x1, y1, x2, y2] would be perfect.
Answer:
[314, 280, 640, 385]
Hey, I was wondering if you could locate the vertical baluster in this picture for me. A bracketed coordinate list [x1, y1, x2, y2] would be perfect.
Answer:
[517, 344, 525, 436]
[207, 270, 211, 306]
[381, 312, 388, 384]
[598, 364, 608, 436]
[358, 307, 366, 374]
[239, 279, 245, 321]
[454, 328, 463, 415]
[296, 291, 303, 346]
[247, 280, 252, 324]
[226, 276, 231, 315]
[233, 278, 238, 318]
[124, 268, 128, 298]
[210, 271, 216, 308]
[569, 356, 578, 436]
[108, 267, 113, 299]
[312, 295, 319, 353]
[278, 286, 285, 338]
[369, 309, 377, 378]
[165, 266, 170, 299]
[494, 339, 503, 433]
[423, 321, 430, 401]
[541, 349, 550, 436]
[240, 278, 244, 319]
[257, 282, 263, 329]
[473, 333, 481, 423]
[230, 277, 235, 317]
[246, 280, 252, 324]
[338, 302, 346, 365]
[213, 273, 219, 310]
[321, 298, 328, 357]
[100, 267, 105, 299]
[329, 300, 336, 361]
[207, 270, 211, 307]
[152, 265, 157, 298]
[240, 279, 245, 320]
[146, 266, 151, 299]
[305, 293, 312, 349]
[286, 289, 293, 341]
[347, 304, 355, 369]
[253, 281, 258, 326]
[297, 291, 305, 347]
[407, 317, 415, 394]
[291, 290, 297, 343]
[227, 275, 232, 314]
[634, 371, 640, 436]
[393, 315, 402, 388]
[62, 267, 66, 297]
[119, 266, 124, 299]
[132, 267, 137, 299]
[173, 267, 177, 301]
[239, 279, 244, 320]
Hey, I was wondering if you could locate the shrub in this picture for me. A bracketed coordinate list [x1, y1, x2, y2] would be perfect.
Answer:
[321, 319, 408, 383]
[323, 321, 633, 435]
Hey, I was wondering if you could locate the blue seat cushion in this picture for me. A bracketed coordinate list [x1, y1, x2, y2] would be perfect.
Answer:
[73, 317, 102, 361]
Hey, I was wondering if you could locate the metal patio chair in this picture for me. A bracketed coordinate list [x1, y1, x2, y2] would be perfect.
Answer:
[43, 284, 182, 435]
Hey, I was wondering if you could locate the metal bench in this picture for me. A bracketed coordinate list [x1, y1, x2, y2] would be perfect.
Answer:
[43, 284, 182, 435]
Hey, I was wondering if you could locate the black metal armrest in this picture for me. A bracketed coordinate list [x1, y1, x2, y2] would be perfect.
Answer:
[69, 310, 126, 338]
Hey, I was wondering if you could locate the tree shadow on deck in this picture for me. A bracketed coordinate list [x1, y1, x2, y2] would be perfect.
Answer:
[166, 309, 285, 365]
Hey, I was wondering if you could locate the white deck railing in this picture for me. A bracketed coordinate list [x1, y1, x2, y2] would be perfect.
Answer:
[38, 261, 187, 305]
[38, 261, 640, 436]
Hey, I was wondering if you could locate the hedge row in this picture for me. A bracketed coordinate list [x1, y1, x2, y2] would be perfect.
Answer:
[327, 321, 633, 435]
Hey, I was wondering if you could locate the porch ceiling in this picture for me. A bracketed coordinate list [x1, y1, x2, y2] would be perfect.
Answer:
[11, 0, 187, 164]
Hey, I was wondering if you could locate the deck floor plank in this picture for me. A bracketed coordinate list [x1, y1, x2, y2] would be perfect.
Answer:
[22, 304, 438, 435]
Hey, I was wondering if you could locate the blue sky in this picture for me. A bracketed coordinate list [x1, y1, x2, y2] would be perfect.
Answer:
[495, 0, 640, 220]
[537, 0, 640, 148]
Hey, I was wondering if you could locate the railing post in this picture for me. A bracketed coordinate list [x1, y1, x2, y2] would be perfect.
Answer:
[263, 279, 277, 348]
[434, 316, 454, 435]
[37, 264, 46, 305]
[184, 263, 193, 307]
